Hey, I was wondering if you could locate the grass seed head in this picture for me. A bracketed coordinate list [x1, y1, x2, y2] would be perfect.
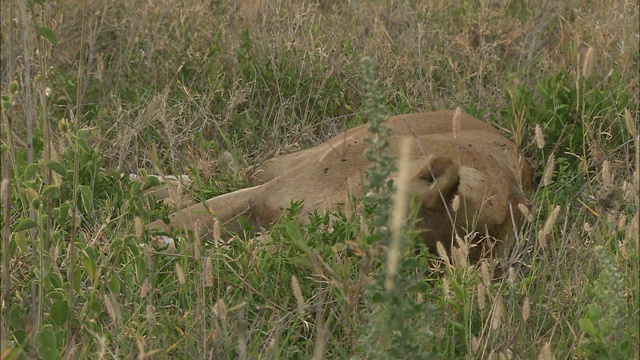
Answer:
[477, 282, 486, 311]
[204, 256, 214, 287]
[213, 299, 227, 320]
[538, 206, 561, 249]
[175, 263, 186, 284]
[436, 241, 450, 265]
[480, 260, 491, 285]
[602, 160, 613, 187]
[452, 194, 460, 213]
[507, 266, 516, 287]
[291, 275, 305, 311]
[491, 295, 504, 330]
[134, 217, 143, 238]
[535, 124, 546, 149]
[452, 245, 468, 269]
[542, 154, 555, 186]
[624, 108, 637, 135]
[522, 296, 531, 322]
[538, 342, 555, 360]
[581, 47, 595, 78]
[453, 107, 462, 139]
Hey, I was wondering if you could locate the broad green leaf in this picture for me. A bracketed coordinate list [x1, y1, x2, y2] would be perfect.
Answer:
[87, 298, 102, 319]
[53, 204, 70, 226]
[143, 175, 162, 191]
[14, 231, 29, 254]
[50, 300, 70, 326]
[51, 232, 63, 245]
[31, 197, 42, 210]
[24, 188, 39, 202]
[24, 163, 40, 180]
[35, 326, 58, 360]
[125, 236, 140, 256]
[579, 318, 597, 337]
[9, 80, 18, 93]
[41, 185, 59, 197]
[109, 276, 121, 294]
[82, 248, 97, 282]
[37, 26, 58, 45]
[78, 185, 93, 213]
[13, 218, 38, 233]
[77, 129, 90, 138]
[78, 137, 91, 154]
[46, 272, 63, 289]
[371, 291, 383, 303]
[13, 328, 29, 351]
[9, 305, 22, 328]
[45, 160, 67, 178]
[73, 269, 82, 293]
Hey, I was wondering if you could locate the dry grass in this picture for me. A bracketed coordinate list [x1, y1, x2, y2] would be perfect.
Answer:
[1, 0, 638, 358]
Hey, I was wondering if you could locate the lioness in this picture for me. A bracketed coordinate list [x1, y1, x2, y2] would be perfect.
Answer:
[148, 110, 532, 261]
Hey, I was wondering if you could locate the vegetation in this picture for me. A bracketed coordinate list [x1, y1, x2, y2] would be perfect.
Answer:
[1, 0, 638, 359]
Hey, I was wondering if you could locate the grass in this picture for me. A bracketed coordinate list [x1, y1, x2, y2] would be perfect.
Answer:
[1, 0, 638, 359]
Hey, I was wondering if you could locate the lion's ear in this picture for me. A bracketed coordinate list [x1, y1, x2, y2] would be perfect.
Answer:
[412, 157, 460, 209]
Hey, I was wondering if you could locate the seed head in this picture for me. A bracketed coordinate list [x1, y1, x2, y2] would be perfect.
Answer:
[535, 124, 545, 149]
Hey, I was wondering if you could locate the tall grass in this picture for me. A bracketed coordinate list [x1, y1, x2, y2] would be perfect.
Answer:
[1, 0, 638, 358]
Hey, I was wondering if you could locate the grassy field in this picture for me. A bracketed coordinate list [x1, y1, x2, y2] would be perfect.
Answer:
[1, 0, 638, 359]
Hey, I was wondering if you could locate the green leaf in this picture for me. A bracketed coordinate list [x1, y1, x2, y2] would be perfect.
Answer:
[53, 204, 70, 226]
[9, 305, 22, 328]
[371, 291, 384, 303]
[109, 276, 121, 294]
[87, 298, 102, 319]
[46, 160, 67, 178]
[37, 26, 58, 45]
[13, 218, 38, 233]
[50, 300, 70, 326]
[35, 326, 58, 360]
[143, 175, 162, 191]
[79, 185, 93, 213]
[13, 328, 29, 351]
[78, 137, 91, 155]
[51, 232, 63, 246]
[14, 232, 29, 254]
[46, 272, 63, 289]
[41, 185, 60, 197]
[24, 163, 40, 180]
[9, 80, 19, 93]
[31, 197, 42, 210]
[125, 236, 140, 256]
[579, 318, 598, 337]
[82, 249, 97, 282]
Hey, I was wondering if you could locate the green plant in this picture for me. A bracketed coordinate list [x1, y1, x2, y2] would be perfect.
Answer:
[578, 245, 637, 359]
[352, 57, 439, 359]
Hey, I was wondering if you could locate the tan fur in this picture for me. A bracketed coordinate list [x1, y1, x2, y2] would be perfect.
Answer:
[148, 111, 532, 261]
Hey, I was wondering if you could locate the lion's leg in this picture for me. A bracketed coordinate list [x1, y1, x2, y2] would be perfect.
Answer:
[148, 184, 275, 238]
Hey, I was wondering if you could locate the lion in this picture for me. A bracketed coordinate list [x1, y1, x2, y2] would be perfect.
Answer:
[147, 110, 532, 261]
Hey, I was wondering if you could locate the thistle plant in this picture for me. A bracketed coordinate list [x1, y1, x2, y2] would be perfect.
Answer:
[353, 57, 437, 360]
[360, 57, 395, 231]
